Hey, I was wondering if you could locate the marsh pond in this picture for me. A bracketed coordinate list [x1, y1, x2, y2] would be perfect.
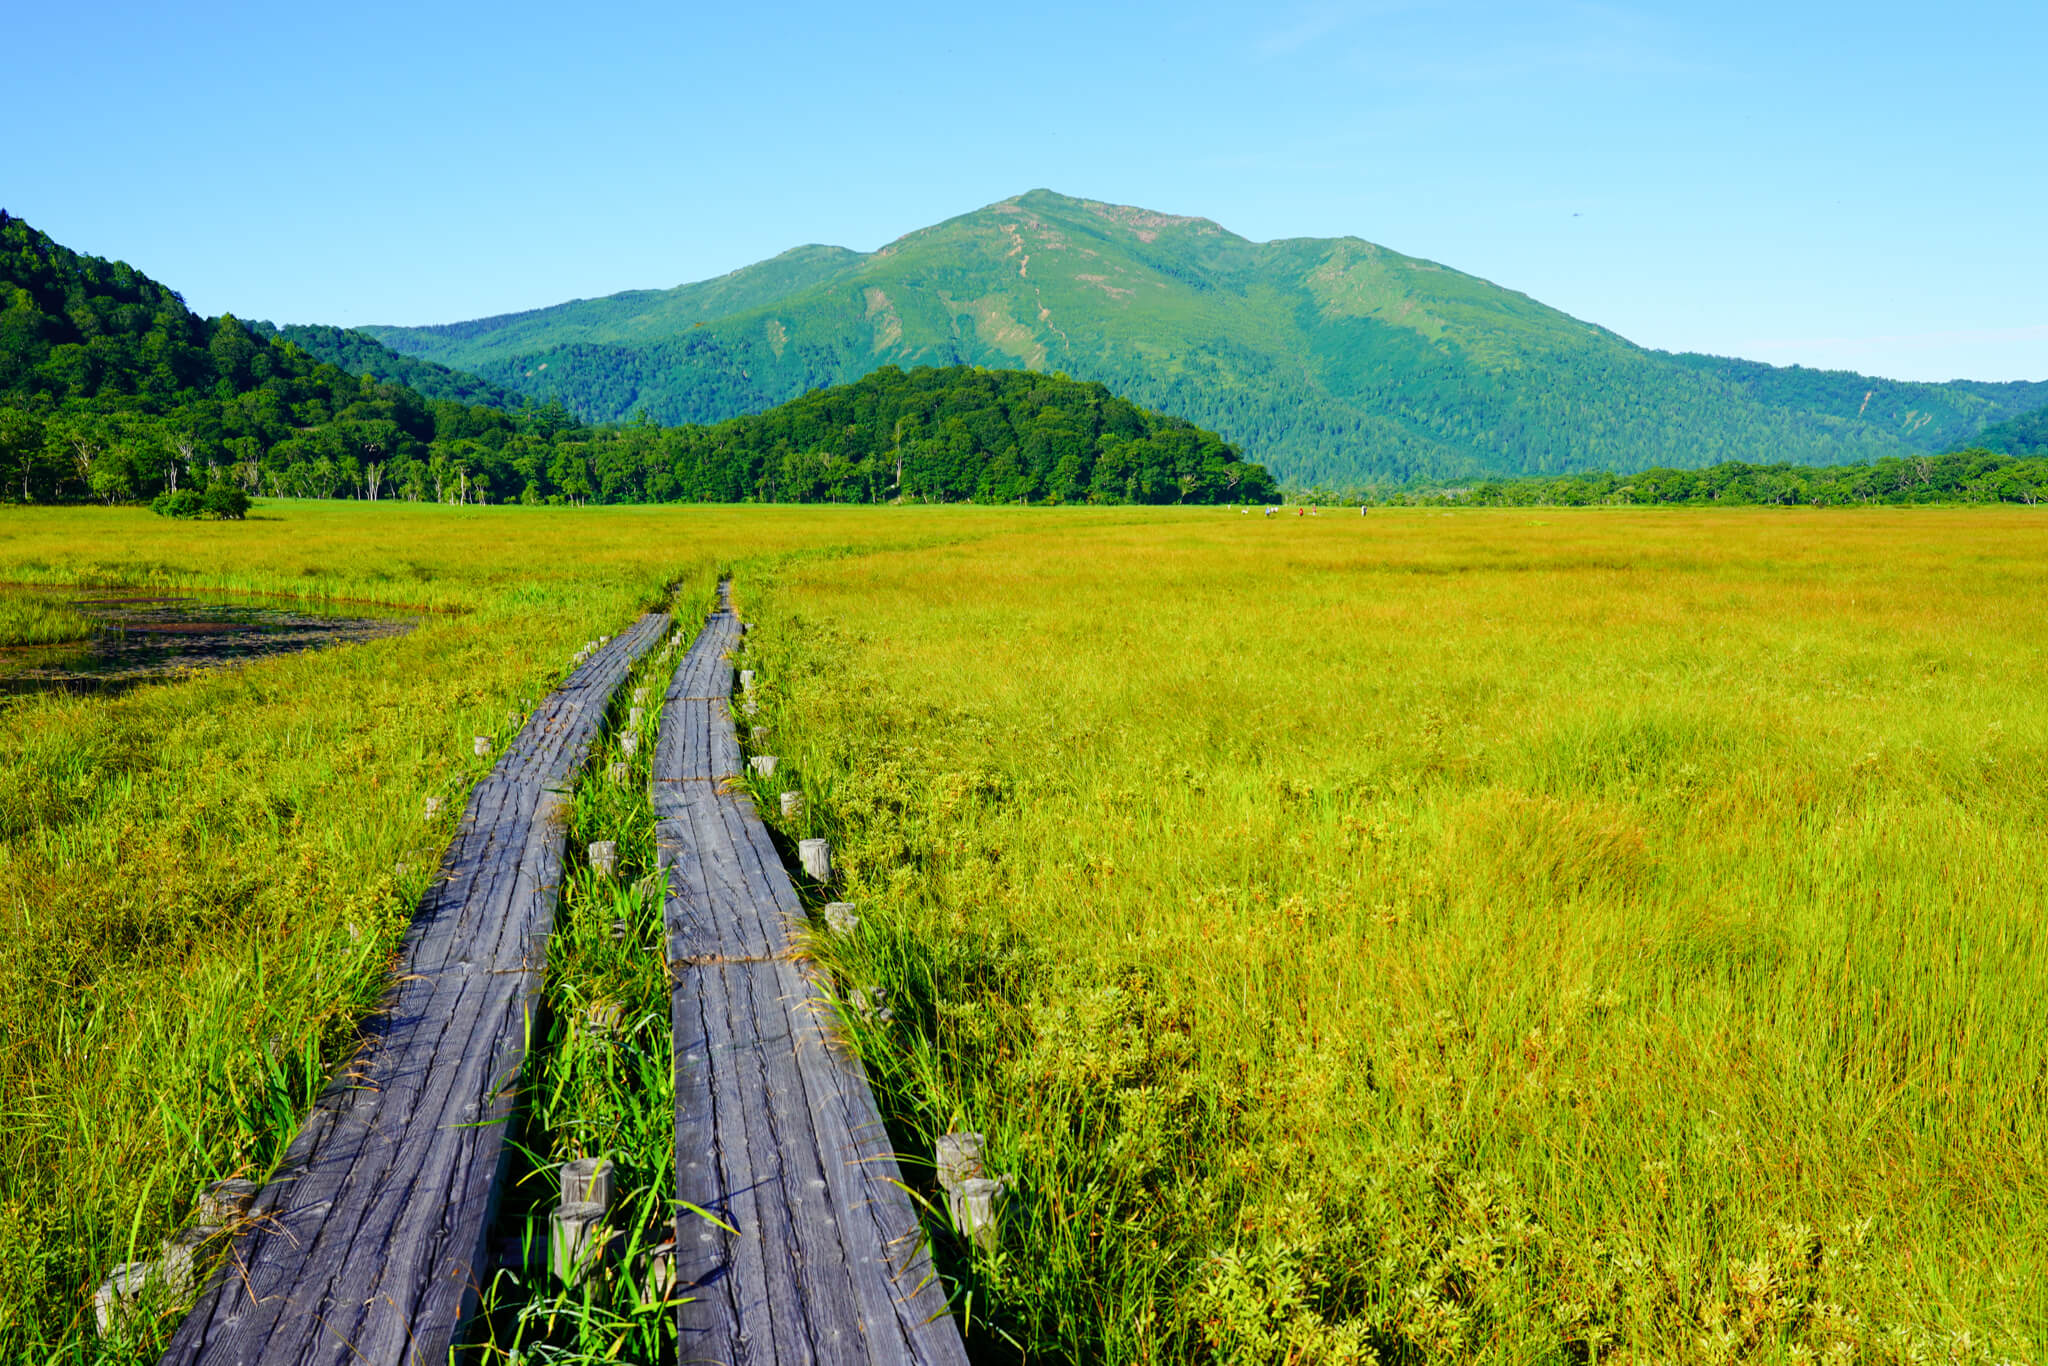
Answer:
[0, 587, 415, 694]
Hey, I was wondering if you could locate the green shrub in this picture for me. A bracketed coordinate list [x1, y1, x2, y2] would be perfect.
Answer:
[202, 486, 250, 520]
[149, 487, 249, 520]
[150, 489, 204, 519]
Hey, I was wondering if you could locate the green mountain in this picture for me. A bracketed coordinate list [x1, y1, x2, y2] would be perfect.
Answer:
[362, 189, 2048, 486]
[0, 211, 1265, 507]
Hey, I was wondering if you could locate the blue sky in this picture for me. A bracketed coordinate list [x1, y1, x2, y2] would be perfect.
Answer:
[7, 0, 2043, 381]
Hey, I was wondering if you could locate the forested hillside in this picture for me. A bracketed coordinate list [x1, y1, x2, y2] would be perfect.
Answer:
[365, 190, 2048, 485]
[0, 213, 1268, 506]
[1970, 400, 2048, 455]
[250, 322, 526, 409]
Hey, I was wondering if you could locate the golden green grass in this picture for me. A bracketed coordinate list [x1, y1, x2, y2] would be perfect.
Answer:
[3, 501, 2043, 1364]
[0, 594, 94, 647]
[744, 508, 2048, 1364]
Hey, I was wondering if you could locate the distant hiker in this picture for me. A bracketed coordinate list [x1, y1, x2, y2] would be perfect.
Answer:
[1264, 506, 1277, 518]
[1360, 504, 1368, 517]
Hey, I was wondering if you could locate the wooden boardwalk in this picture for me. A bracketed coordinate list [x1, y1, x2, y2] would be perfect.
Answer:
[656, 591, 968, 1366]
[160, 613, 671, 1366]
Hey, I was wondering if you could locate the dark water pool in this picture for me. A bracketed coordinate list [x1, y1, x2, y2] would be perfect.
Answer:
[0, 588, 417, 695]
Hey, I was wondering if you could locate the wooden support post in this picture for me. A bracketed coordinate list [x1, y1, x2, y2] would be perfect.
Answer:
[195, 1178, 259, 1227]
[632, 687, 648, 705]
[628, 707, 644, 729]
[952, 1178, 1004, 1253]
[741, 698, 760, 717]
[748, 755, 778, 778]
[936, 1132, 985, 1190]
[750, 725, 769, 743]
[422, 796, 441, 821]
[561, 1157, 616, 1210]
[473, 736, 492, 758]
[94, 1262, 151, 1334]
[159, 1227, 213, 1294]
[780, 791, 804, 821]
[583, 1001, 625, 1040]
[620, 732, 639, 758]
[823, 901, 858, 935]
[739, 669, 756, 693]
[645, 1240, 677, 1303]
[588, 841, 617, 879]
[936, 1132, 1001, 1251]
[549, 1203, 607, 1286]
[607, 761, 629, 784]
[798, 838, 832, 883]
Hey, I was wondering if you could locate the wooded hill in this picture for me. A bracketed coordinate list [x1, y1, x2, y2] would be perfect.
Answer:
[357, 189, 2048, 486]
[0, 212, 1270, 506]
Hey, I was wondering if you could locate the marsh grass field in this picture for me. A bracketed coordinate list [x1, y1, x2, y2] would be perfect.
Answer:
[0, 502, 2042, 1363]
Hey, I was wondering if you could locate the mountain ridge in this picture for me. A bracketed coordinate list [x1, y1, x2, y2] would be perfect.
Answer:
[361, 189, 2048, 485]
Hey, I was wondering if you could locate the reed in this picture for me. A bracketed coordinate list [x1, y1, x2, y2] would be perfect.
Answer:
[0, 594, 94, 647]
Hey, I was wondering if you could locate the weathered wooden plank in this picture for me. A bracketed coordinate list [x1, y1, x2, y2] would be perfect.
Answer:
[742, 955, 871, 1360]
[669, 958, 741, 1353]
[160, 613, 669, 1366]
[658, 585, 969, 1366]
[782, 959, 964, 1363]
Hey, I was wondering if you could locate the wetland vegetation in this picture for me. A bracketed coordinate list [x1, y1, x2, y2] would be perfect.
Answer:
[0, 501, 2041, 1364]
[0, 594, 93, 647]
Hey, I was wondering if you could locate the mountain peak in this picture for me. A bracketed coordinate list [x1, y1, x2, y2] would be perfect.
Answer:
[1003, 188, 1228, 242]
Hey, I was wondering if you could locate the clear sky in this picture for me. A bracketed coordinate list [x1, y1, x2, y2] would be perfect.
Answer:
[7, 0, 2043, 382]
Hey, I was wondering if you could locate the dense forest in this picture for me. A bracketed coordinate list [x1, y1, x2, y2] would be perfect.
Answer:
[1971, 400, 2048, 456]
[0, 213, 1272, 507]
[248, 322, 527, 410]
[1365, 446, 2048, 507]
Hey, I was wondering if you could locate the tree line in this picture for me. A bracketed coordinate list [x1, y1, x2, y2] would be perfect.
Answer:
[0, 212, 1274, 508]
[1348, 446, 2048, 508]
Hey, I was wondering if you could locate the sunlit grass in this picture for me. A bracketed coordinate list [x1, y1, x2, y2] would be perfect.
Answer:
[745, 507, 2048, 1365]
[0, 594, 94, 647]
